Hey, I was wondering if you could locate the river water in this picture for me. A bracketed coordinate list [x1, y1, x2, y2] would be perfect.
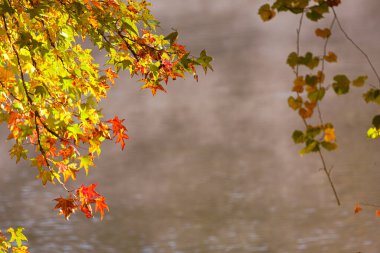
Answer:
[2, 1, 380, 252]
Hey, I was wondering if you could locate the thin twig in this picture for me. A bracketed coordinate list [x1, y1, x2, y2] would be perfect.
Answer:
[293, 11, 340, 206]
[318, 150, 341, 205]
[332, 8, 380, 88]
[316, 17, 336, 126]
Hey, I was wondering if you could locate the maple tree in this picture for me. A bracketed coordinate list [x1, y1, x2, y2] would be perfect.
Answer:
[259, 0, 380, 218]
[0, 0, 212, 251]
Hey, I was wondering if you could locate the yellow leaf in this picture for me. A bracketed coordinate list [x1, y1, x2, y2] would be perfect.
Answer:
[324, 127, 336, 142]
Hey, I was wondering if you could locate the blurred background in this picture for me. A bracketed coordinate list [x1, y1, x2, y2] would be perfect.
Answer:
[2, 0, 380, 252]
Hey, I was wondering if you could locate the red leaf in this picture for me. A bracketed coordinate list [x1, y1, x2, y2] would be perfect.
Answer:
[115, 132, 129, 150]
[375, 210, 380, 218]
[107, 116, 129, 150]
[77, 184, 100, 203]
[80, 203, 93, 218]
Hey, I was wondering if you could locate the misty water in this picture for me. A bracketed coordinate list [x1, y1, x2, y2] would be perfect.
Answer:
[2, 1, 380, 252]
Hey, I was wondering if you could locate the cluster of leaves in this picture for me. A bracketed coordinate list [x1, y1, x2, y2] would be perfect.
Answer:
[0, 0, 212, 222]
[0, 227, 29, 253]
[258, 0, 380, 208]
[54, 183, 109, 220]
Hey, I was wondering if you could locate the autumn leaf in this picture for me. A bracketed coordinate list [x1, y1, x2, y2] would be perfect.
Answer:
[292, 76, 305, 93]
[315, 28, 331, 38]
[352, 75, 368, 87]
[258, 4, 276, 22]
[12, 246, 30, 253]
[95, 196, 109, 220]
[324, 127, 336, 142]
[77, 184, 101, 203]
[376, 210, 380, 218]
[105, 68, 118, 84]
[54, 196, 77, 220]
[107, 116, 129, 149]
[324, 51, 337, 63]
[6, 228, 28, 247]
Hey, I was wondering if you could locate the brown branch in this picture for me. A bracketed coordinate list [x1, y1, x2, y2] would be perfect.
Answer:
[293, 11, 341, 206]
[318, 150, 341, 205]
[117, 31, 140, 60]
[2, 15, 33, 105]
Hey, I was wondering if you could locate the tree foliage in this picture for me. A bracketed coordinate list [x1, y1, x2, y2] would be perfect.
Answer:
[259, 0, 380, 216]
[0, 0, 212, 247]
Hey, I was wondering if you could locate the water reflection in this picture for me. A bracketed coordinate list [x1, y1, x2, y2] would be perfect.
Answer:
[2, 0, 380, 252]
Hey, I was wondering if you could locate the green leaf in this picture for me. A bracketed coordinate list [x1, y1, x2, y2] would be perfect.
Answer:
[164, 30, 178, 44]
[123, 18, 139, 36]
[305, 75, 318, 86]
[321, 141, 337, 151]
[306, 125, 321, 138]
[292, 130, 305, 144]
[299, 140, 319, 155]
[258, 4, 276, 21]
[298, 52, 319, 69]
[197, 50, 213, 73]
[363, 89, 380, 104]
[7, 227, 27, 247]
[308, 87, 325, 101]
[67, 124, 83, 141]
[352, 75, 368, 87]
[372, 115, 380, 129]
[332, 74, 350, 95]
[286, 52, 298, 69]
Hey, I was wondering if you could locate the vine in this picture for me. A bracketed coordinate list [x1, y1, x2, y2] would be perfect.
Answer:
[259, 0, 380, 213]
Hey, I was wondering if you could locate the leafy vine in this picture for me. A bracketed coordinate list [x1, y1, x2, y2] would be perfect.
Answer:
[259, 0, 380, 212]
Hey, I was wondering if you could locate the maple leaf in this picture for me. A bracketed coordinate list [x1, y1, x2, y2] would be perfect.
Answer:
[105, 68, 118, 84]
[376, 210, 380, 218]
[54, 196, 77, 220]
[7, 227, 28, 247]
[95, 196, 109, 220]
[107, 116, 126, 133]
[80, 203, 93, 218]
[115, 132, 129, 150]
[77, 184, 101, 203]
[107, 116, 129, 149]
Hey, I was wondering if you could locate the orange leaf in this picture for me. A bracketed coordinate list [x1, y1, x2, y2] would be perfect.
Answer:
[376, 210, 380, 218]
[95, 196, 109, 220]
[315, 28, 331, 39]
[324, 51, 337, 63]
[324, 127, 336, 142]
